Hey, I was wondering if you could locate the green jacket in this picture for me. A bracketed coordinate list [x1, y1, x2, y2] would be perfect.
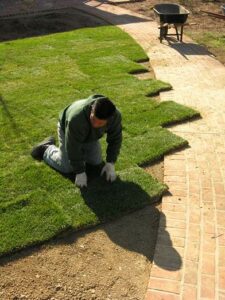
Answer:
[59, 95, 122, 174]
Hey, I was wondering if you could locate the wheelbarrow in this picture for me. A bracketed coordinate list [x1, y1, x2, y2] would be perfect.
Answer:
[153, 3, 190, 42]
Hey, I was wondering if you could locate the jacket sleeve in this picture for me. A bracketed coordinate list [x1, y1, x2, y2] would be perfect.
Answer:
[65, 121, 87, 174]
[106, 111, 122, 163]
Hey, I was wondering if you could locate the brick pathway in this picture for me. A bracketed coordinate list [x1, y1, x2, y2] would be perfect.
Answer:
[1, 1, 225, 299]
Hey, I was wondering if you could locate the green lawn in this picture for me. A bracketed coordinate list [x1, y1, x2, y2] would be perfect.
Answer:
[0, 25, 199, 256]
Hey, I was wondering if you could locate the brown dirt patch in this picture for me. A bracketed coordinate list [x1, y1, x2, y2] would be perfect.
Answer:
[0, 205, 160, 300]
[143, 160, 164, 183]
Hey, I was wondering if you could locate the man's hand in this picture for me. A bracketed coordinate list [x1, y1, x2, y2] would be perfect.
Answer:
[75, 172, 87, 188]
[101, 162, 116, 182]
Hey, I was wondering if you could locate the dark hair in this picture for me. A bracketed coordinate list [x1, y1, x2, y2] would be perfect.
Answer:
[93, 97, 116, 120]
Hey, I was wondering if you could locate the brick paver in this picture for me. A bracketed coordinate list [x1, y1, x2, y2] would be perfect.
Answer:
[1, 1, 225, 299]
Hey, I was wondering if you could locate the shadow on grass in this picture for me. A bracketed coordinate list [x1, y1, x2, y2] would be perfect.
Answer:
[51, 164, 182, 271]
[0, 95, 22, 135]
[0, 165, 182, 271]
[62, 163, 164, 223]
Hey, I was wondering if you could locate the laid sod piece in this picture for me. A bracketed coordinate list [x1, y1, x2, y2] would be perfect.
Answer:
[123, 101, 199, 136]
[119, 127, 188, 170]
[0, 196, 71, 257]
[51, 166, 167, 228]
[0, 166, 166, 256]
[0, 25, 200, 256]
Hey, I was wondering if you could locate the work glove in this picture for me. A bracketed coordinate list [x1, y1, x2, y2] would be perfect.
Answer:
[75, 172, 87, 188]
[101, 162, 116, 182]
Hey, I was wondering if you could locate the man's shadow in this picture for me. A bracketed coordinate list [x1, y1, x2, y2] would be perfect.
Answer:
[0, 164, 182, 272]
[63, 164, 182, 271]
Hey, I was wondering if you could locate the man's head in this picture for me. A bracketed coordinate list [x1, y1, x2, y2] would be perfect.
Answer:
[90, 97, 116, 128]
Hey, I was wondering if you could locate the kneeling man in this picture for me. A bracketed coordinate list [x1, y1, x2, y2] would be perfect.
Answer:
[31, 94, 122, 188]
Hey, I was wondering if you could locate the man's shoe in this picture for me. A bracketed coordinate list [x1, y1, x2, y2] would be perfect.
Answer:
[31, 136, 55, 160]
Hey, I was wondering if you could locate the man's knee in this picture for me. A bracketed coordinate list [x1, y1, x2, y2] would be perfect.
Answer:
[43, 145, 73, 173]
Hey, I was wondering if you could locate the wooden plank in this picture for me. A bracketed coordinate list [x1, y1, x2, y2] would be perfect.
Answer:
[201, 10, 225, 20]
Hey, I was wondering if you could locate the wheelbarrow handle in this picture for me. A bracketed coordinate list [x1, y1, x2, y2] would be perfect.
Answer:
[183, 22, 197, 26]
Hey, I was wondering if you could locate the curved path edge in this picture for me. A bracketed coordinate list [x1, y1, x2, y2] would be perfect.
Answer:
[75, 2, 225, 300]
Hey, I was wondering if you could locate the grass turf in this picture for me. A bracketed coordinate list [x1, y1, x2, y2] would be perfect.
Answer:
[0, 25, 199, 256]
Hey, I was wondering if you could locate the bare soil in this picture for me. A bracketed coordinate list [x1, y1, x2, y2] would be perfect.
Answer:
[0, 204, 160, 300]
